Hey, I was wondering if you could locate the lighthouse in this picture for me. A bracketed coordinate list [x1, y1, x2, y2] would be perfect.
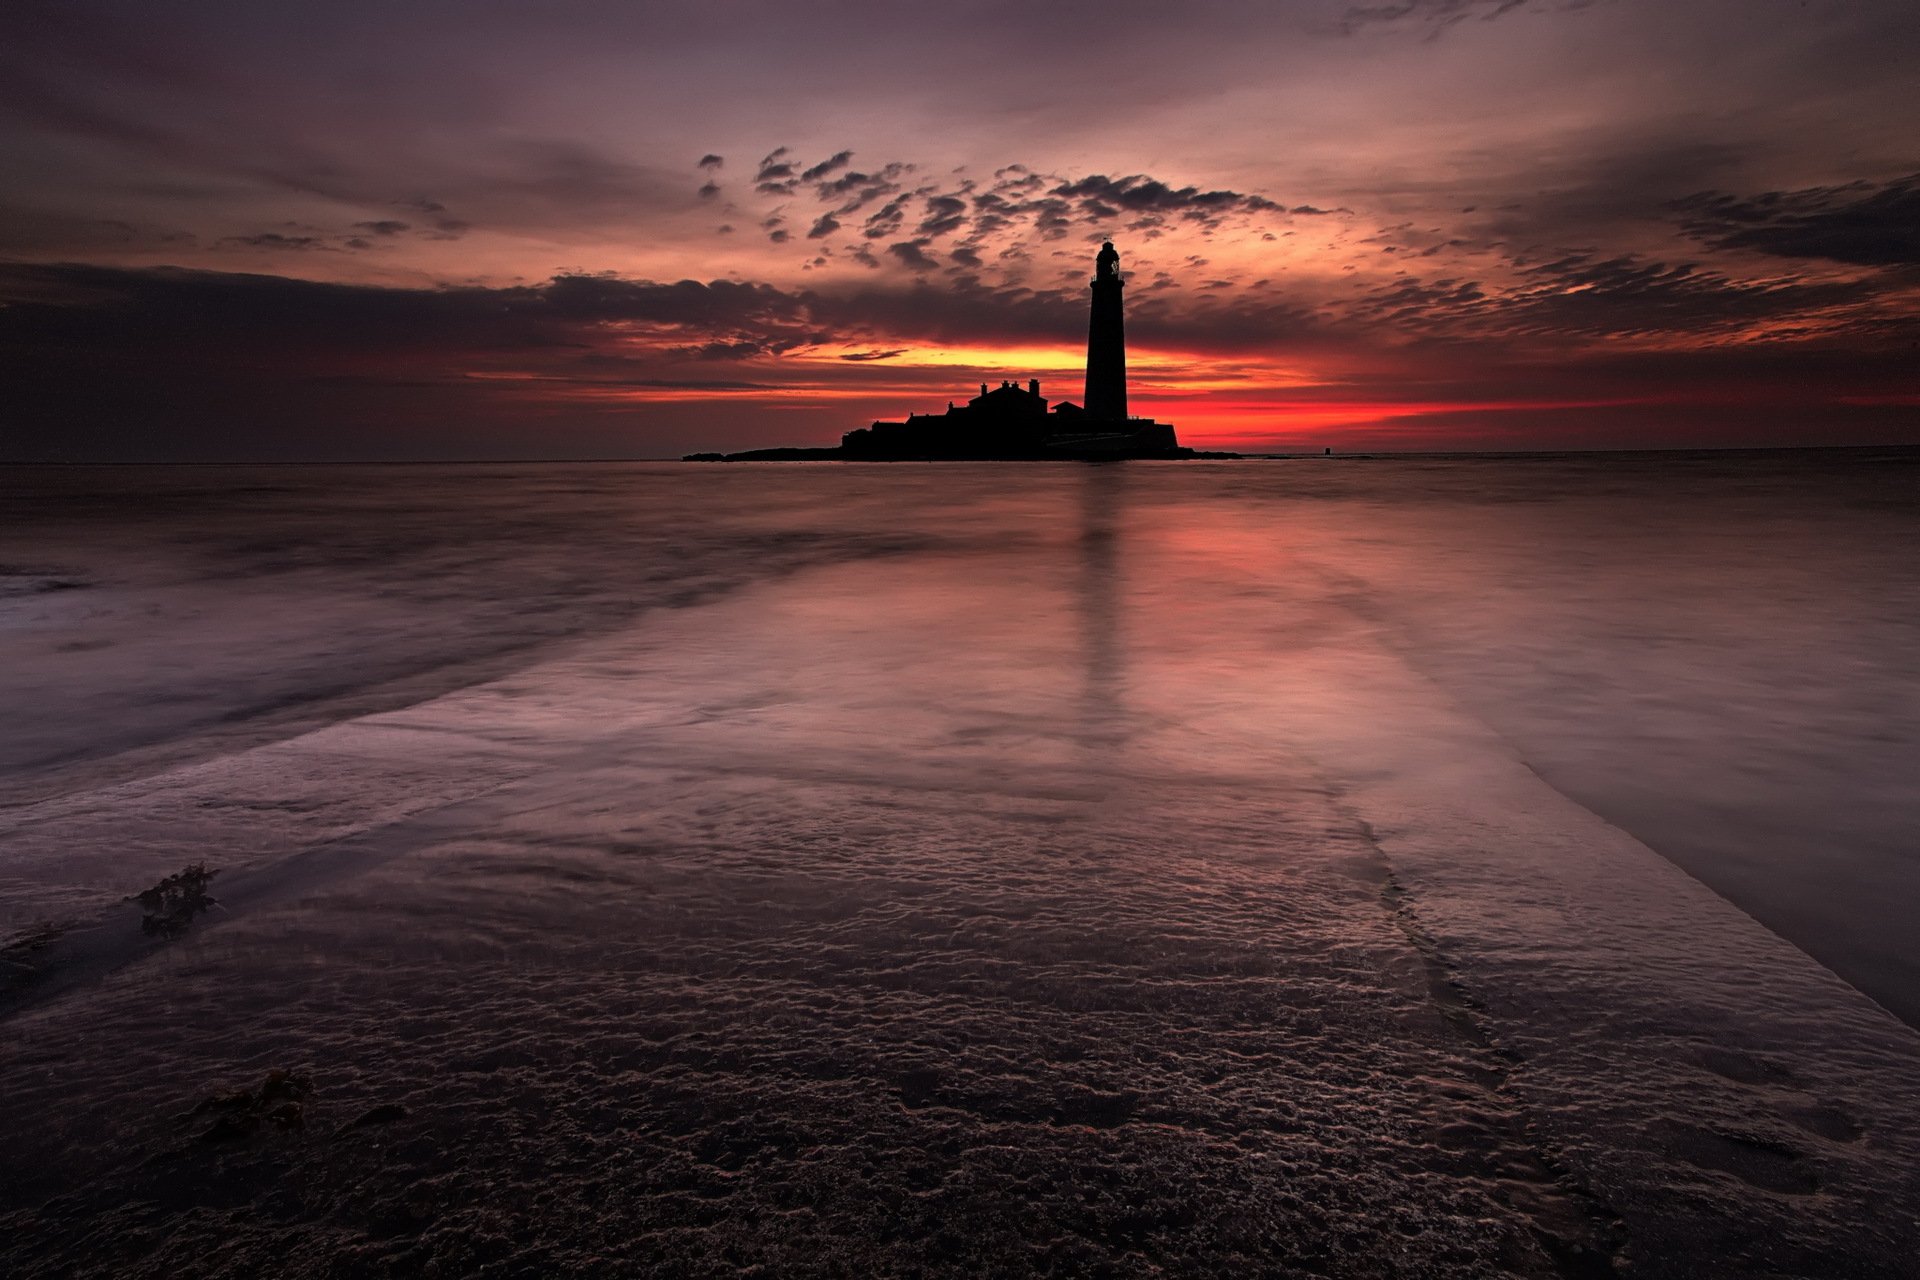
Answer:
[1083, 241, 1129, 422]
[827, 237, 1190, 459]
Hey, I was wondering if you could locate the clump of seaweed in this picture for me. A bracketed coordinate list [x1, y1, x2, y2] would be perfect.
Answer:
[1, 922, 64, 990]
[192, 1068, 312, 1141]
[130, 863, 219, 937]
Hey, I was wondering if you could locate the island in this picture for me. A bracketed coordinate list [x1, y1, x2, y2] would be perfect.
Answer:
[687, 242, 1237, 461]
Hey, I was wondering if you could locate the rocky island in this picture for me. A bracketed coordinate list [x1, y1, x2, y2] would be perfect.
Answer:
[688, 242, 1231, 461]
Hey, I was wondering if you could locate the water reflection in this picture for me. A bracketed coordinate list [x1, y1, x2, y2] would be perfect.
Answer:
[1076, 464, 1127, 755]
[6, 455, 1920, 1025]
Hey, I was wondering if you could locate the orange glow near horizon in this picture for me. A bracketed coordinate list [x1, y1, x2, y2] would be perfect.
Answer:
[459, 328, 1844, 449]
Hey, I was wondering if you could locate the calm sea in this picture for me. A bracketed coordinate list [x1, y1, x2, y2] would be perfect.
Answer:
[4, 450, 1917, 1023]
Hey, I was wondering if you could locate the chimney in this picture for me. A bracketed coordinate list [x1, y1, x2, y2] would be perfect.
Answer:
[1029, 379, 1040, 395]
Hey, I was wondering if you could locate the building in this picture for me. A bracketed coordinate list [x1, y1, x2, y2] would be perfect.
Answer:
[840, 242, 1187, 460]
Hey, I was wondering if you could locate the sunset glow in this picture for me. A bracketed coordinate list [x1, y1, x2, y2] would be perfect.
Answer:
[2, 0, 1916, 458]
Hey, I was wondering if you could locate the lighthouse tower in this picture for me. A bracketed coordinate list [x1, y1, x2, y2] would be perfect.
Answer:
[1083, 241, 1128, 422]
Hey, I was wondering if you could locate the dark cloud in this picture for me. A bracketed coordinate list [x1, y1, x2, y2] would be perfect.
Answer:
[775, 161, 1290, 258]
[1030, 198, 1073, 239]
[1498, 253, 1873, 339]
[862, 194, 912, 240]
[697, 154, 723, 170]
[0, 263, 815, 358]
[1673, 172, 1920, 266]
[222, 232, 324, 250]
[1337, 0, 1604, 36]
[0, 260, 1070, 366]
[817, 171, 874, 199]
[5, 256, 1912, 460]
[807, 214, 841, 239]
[800, 151, 853, 182]
[447, 137, 684, 228]
[887, 239, 939, 272]
[1464, 139, 1751, 251]
[1052, 174, 1282, 227]
[352, 220, 411, 236]
[917, 195, 969, 238]
[1320, 250, 1880, 346]
[816, 164, 911, 214]
[668, 338, 799, 361]
[698, 180, 721, 199]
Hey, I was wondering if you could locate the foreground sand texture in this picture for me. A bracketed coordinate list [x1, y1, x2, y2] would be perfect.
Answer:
[3, 462, 1918, 1277]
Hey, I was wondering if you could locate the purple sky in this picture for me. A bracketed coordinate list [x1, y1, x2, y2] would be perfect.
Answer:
[2, 0, 1916, 458]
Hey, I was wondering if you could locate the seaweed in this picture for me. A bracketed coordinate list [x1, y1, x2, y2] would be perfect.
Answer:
[130, 863, 219, 937]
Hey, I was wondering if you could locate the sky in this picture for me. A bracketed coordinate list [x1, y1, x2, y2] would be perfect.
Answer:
[1, 0, 1916, 459]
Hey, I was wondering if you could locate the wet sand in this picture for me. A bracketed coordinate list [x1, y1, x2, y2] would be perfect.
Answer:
[3, 461, 1919, 1277]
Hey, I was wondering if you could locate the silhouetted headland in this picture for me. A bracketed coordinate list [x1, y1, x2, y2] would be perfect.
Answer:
[688, 243, 1237, 462]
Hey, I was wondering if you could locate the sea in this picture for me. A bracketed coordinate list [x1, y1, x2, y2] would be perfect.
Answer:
[3, 451, 1918, 1275]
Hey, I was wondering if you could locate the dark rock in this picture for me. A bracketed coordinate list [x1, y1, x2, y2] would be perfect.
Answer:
[350, 1103, 408, 1128]
[189, 1068, 312, 1139]
[130, 864, 219, 938]
[260, 1069, 311, 1103]
[199, 1112, 260, 1143]
[191, 1088, 256, 1115]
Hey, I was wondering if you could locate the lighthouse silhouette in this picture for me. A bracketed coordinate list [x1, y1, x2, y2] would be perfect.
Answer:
[1083, 241, 1128, 422]
[822, 238, 1190, 460]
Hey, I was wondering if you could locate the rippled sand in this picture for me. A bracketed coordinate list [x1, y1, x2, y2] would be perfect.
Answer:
[3, 460, 1918, 1277]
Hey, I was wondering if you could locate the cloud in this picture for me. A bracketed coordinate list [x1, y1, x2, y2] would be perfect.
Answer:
[5, 257, 1913, 461]
[807, 214, 841, 239]
[800, 151, 853, 182]
[221, 232, 324, 250]
[887, 240, 939, 272]
[352, 220, 411, 236]
[1337, 0, 1605, 36]
[0, 263, 814, 356]
[1672, 172, 1920, 267]
[1053, 174, 1282, 225]
[756, 148, 793, 183]
[669, 338, 787, 361]
[698, 154, 724, 170]
[1323, 250, 1879, 345]
[698, 180, 721, 199]
[1504, 253, 1872, 338]
[917, 194, 969, 238]
[766, 161, 1292, 265]
[862, 194, 912, 239]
